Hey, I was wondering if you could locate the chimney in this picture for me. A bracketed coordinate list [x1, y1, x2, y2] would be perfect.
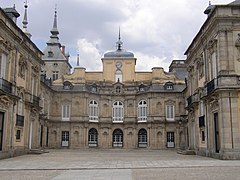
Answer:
[3, 5, 20, 24]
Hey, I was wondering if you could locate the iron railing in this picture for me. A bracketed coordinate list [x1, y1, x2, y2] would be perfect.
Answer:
[16, 114, 24, 126]
[0, 78, 12, 94]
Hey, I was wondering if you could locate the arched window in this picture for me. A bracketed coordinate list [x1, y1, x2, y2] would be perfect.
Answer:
[88, 128, 98, 147]
[138, 129, 147, 148]
[112, 101, 124, 122]
[112, 129, 123, 147]
[89, 100, 98, 121]
[115, 70, 122, 82]
[137, 100, 147, 122]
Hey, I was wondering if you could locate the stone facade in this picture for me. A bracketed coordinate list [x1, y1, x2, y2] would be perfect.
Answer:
[41, 39, 188, 149]
[0, 7, 42, 158]
[185, 1, 240, 159]
[1, 0, 240, 160]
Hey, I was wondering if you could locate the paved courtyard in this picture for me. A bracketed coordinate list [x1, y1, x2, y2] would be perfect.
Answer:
[0, 149, 240, 180]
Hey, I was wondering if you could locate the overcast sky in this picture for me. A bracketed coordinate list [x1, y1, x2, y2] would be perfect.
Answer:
[1, 0, 233, 71]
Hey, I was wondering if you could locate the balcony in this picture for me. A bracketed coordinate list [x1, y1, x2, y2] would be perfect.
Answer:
[32, 95, 40, 106]
[186, 93, 199, 107]
[207, 79, 216, 94]
[25, 93, 40, 107]
[199, 115, 205, 128]
[0, 78, 13, 94]
[16, 114, 24, 127]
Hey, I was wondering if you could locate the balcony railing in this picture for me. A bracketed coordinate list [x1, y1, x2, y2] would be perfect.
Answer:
[16, 114, 24, 127]
[199, 115, 205, 127]
[187, 96, 192, 106]
[32, 95, 40, 106]
[25, 93, 40, 107]
[207, 79, 216, 94]
[0, 78, 13, 94]
[187, 93, 199, 107]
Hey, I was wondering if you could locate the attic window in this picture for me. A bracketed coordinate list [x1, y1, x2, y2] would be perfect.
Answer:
[139, 84, 146, 92]
[48, 51, 53, 57]
[164, 82, 174, 90]
[116, 86, 121, 93]
[91, 83, 97, 92]
[63, 81, 73, 90]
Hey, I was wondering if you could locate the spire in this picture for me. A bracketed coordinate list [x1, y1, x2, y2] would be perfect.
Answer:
[116, 27, 123, 50]
[76, 54, 80, 66]
[50, 5, 59, 38]
[22, 0, 31, 38]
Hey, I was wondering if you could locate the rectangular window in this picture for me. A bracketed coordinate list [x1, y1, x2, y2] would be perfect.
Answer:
[201, 130, 205, 142]
[138, 106, 147, 121]
[16, 129, 21, 140]
[0, 53, 7, 79]
[167, 132, 175, 148]
[61, 131, 69, 147]
[52, 71, 59, 81]
[89, 106, 98, 121]
[113, 107, 123, 122]
[211, 52, 217, 79]
[62, 104, 70, 121]
[166, 105, 174, 121]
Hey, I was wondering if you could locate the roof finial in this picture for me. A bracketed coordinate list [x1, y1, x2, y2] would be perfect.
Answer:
[77, 54, 80, 66]
[116, 27, 123, 50]
[22, 0, 31, 38]
[50, 4, 59, 38]
[209, 1, 211, 5]
[118, 26, 121, 41]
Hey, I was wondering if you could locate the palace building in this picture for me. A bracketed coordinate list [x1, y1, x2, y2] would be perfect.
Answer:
[1, 0, 240, 159]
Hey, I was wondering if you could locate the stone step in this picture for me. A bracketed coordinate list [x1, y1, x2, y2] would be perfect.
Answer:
[177, 150, 196, 155]
[28, 149, 49, 155]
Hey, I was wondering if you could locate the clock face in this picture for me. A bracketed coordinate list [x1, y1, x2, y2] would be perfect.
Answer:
[116, 62, 122, 68]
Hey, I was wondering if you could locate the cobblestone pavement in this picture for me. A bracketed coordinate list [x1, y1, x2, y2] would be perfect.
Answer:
[0, 149, 240, 180]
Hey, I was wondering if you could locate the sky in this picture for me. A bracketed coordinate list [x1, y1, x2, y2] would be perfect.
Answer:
[1, 0, 234, 72]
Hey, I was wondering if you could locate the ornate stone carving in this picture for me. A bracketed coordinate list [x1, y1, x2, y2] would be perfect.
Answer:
[0, 95, 11, 108]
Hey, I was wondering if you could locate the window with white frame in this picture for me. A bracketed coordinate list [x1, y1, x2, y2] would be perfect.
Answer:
[62, 104, 70, 121]
[52, 71, 59, 81]
[0, 53, 7, 79]
[137, 100, 147, 122]
[89, 100, 98, 121]
[166, 105, 175, 121]
[112, 101, 124, 122]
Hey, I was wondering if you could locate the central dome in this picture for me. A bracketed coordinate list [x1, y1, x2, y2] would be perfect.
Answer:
[104, 49, 134, 58]
[104, 29, 134, 58]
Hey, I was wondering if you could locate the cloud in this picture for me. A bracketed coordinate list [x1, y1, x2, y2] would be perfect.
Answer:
[1, 0, 234, 73]
[76, 38, 102, 71]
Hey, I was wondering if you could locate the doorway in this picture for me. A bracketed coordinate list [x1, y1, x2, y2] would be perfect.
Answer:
[167, 132, 175, 148]
[61, 131, 69, 147]
[0, 112, 4, 151]
[214, 113, 220, 153]
[112, 129, 123, 148]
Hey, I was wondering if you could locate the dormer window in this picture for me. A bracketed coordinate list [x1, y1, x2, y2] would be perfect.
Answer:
[116, 86, 121, 93]
[48, 50, 53, 57]
[164, 82, 174, 90]
[91, 83, 97, 92]
[139, 84, 146, 92]
[63, 81, 73, 90]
